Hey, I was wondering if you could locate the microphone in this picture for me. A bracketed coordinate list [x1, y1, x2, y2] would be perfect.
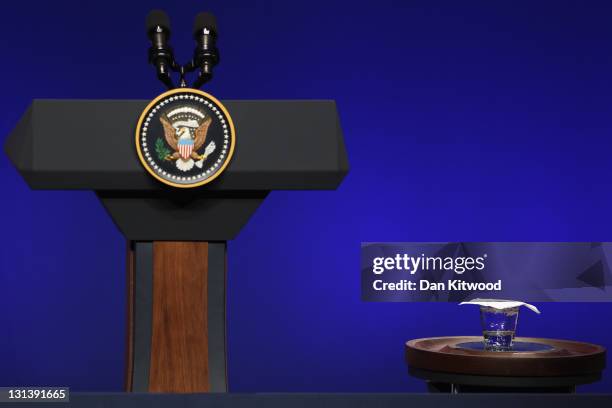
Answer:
[191, 12, 219, 89]
[146, 10, 176, 89]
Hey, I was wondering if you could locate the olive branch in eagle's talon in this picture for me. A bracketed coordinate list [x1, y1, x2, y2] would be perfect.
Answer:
[155, 138, 172, 161]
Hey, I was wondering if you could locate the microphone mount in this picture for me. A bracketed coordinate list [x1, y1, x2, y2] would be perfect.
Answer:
[146, 10, 220, 90]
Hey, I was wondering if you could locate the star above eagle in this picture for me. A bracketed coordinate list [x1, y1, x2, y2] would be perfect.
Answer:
[160, 114, 216, 172]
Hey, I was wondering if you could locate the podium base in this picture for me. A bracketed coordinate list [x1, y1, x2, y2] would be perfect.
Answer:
[125, 241, 227, 393]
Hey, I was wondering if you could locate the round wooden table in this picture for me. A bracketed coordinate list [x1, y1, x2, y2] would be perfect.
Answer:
[405, 336, 606, 393]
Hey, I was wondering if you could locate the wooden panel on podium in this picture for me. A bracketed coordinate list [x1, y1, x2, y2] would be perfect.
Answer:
[149, 242, 210, 392]
[125, 242, 226, 393]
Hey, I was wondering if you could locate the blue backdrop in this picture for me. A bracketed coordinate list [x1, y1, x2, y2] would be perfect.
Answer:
[1, 0, 611, 392]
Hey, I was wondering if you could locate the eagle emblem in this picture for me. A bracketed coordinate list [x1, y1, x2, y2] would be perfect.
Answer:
[159, 106, 216, 172]
[136, 88, 235, 188]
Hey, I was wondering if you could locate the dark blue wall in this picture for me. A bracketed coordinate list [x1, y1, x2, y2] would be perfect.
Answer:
[1, 0, 611, 392]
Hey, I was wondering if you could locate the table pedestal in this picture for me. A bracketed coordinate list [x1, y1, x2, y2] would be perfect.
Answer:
[410, 367, 600, 393]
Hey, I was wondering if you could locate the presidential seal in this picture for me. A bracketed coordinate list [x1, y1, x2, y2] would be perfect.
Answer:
[135, 88, 235, 188]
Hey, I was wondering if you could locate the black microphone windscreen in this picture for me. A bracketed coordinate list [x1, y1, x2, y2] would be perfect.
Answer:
[146, 9, 171, 34]
[193, 12, 218, 36]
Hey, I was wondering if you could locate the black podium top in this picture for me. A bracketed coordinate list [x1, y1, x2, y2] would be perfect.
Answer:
[5, 99, 348, 191]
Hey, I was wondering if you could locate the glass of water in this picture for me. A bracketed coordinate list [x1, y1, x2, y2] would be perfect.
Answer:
[480, 305, 519, 351]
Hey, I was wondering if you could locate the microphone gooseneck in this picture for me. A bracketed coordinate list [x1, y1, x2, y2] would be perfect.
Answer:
[191, 12, 219, 89]
[146, 10, 176, 89]
[145, 10, 220, 90]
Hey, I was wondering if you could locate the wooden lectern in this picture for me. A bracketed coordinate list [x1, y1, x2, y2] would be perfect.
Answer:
[5, 99, 348, 392]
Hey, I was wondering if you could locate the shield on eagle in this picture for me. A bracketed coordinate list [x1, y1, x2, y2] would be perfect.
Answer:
[178, 138, 194, 160]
